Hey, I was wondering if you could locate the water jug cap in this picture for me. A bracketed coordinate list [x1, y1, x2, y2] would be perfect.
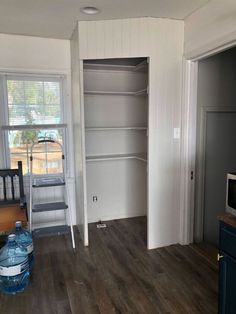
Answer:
[15, 221, 22, 227]
[8, 234, 16, 241]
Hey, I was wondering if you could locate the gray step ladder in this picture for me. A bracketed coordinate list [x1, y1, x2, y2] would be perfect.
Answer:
[29, 139, 75, 250]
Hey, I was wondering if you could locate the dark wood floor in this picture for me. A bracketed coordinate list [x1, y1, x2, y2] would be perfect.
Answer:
[0, 217, 218, 314]
[190, 242, 218, 270]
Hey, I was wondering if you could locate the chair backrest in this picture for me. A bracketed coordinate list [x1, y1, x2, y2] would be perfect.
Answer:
[0, 161, 25, 206]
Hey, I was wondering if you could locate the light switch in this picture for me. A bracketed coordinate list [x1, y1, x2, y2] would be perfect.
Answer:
[174, 128, 180, 139]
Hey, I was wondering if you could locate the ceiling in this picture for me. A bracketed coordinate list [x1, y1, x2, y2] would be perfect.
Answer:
[0, 0, 210, 39]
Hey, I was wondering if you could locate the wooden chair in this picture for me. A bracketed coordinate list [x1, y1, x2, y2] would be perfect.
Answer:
[0, 161, 28, 247]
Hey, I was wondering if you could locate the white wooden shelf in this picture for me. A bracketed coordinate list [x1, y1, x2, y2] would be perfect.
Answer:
[132, 60, 148, 72]
[134, 88, 147, 96]
[84, 60, 147, 72]
[86, 153, 147, 162]
[84, 64, 134, 71]
[84, 88, 147, 96]
[85, 126, 147, 131]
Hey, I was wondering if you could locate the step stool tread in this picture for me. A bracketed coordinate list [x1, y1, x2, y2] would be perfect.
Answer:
[33, 177, 65, 188]
[32, 201, 68, 212]
[33, 225, 69, 238]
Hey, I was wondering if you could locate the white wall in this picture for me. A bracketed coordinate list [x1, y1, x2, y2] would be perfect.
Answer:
[0, 34, 70, 72]
[184, 0, 236, 59]
[72, 17, 184, 249]
[70, 27, 88, 243]
[0, 33, 77, 225]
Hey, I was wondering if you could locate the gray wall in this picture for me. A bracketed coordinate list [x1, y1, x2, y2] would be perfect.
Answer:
[195, 47, 236, 244]
[197, 48, 236, 108]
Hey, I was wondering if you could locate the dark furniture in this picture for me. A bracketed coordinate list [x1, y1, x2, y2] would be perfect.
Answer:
[0, 161, 27, 247]
[218, 213, 236, 314]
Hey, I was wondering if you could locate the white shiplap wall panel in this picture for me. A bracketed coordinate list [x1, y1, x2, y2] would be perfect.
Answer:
[111, 20, 122, 57]
[79, 18, 152, 60]
[86, 160, 147, 223]
[71, 27, 89, 245]
[73, 17, 184, 249]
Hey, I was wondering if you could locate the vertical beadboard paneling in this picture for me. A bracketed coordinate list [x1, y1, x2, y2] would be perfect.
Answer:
[104, 21, 113, 57]
[94, 22, 104, 59]
[78, 22, 87, 59]
[79, 18, 152, 60]
[111, 20, 122, 57]
[121, 19, 131, 56]
[75, 17, 184, 249]
[70, 27, 89, 245]
[140, 18, 150, 57]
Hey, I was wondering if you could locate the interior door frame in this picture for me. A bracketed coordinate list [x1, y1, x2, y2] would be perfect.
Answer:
[180, 41, 236, 245]
[79, 59, 89, 246]
[179, 59, 198, 244]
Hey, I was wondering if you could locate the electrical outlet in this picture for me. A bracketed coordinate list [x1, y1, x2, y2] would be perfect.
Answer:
[93, 196, 98, 202]
[97, 223, 107, 229]
[173, 128, 180, 139]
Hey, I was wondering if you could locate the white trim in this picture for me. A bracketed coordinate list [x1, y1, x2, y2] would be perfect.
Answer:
[88, 211, 146, 224]
[179, 59, 198, 245]
[0, 76, 6, 167]
[0, 67, 70, 75]
[5, 74, 64, 81]
[146, 57, 150, 249]
[79, 60, 89, 247]
[2, 123, 67, 131]
[185, 37, 236, 61]
[2, 74, 10, 167]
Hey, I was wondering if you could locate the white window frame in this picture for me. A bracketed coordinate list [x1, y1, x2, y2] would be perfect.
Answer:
[0, 72, 67, 175]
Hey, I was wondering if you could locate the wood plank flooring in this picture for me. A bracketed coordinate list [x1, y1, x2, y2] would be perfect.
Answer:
[0, 217, 218, 314]
[190, 242, 218, 270]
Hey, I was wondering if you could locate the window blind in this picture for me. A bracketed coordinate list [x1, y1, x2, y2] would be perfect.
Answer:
[6, 77, 62, 126]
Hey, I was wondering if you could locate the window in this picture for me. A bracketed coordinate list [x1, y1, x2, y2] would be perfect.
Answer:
[0, 74, 66, 175]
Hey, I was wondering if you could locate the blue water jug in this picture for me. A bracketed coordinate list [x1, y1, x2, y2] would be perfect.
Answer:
[0, 234, 29, 294]
[15, 221, 34, 271]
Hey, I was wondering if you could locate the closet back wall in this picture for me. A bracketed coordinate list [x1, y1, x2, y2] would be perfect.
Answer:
[72, 17, 184, 249]
[84, 62, 148, 223]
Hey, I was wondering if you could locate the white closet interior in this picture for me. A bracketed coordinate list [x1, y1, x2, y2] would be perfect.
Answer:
[83, 57, 148, 226]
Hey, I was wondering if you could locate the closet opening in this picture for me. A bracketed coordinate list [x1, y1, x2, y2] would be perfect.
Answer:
[82, 57, 149, 246]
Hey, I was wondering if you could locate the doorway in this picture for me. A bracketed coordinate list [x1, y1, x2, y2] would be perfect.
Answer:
[82, 57, 149, 247]
[193, 48, 236, 253]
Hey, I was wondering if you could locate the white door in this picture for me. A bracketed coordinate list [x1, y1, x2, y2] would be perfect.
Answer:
[203, 112, 236, 245]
